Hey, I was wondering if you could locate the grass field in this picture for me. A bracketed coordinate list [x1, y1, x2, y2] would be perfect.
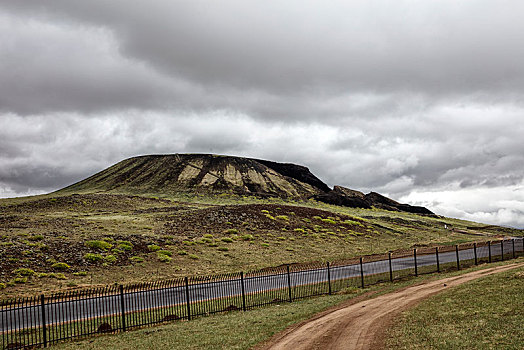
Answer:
[47, 259, 522, 350]
[1, 191, 522, 298]
[386, 264, 524, 349]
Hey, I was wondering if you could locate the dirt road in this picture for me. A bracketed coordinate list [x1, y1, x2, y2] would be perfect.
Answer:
[259, 262, 524, 350]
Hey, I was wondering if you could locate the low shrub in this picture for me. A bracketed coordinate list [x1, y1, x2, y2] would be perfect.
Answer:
[275, 215, 289, 221]
[73, 271, 88, 276]
[28, 235, 44, 241]
[188, 254, 199, 260]
[104, 255, 117, 264]
[51, 262, 70, 271]
[49, 273, 67, 280]
[177, 250, 188, 255]
[130, 256, 144, 263]
[13, 277, 28, 284]
[221, 237, 234, 243]
[217, 247, 229, 252]
[157, 250, 172, 257]
[84, 253, 104, 263]
[241, 234, 254, 241]
[85, 240, 112, 251]
[0, 283, 5, 289]
[157, 253, 172, 263]
[321, 218, 337, 225]
[224, 228, 239, 235]
[203, 234, 214, 239]
[12, 268, 35, 276]
[147, 244, 161, 252]
[117, 241, 133, 251]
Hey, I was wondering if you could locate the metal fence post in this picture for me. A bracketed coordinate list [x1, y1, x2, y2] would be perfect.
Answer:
[501, 240, 504, 261]
[474, 243, 478, 265]
[286, 265, 292, 302]
[41, 294, 47, 348]
[327, 262, 332, 295]
[455, 245, 460, 270]
[488, 241, 492, 263]
[512, 239, 516, 259]
[119, 285, 126, 332]
[414, 249, 418, 277]
[436, 247, 440, 273]
[240, 272, 246, 311]
[359, 257, 365, 288]
[388, 251, 393, 282]
[185, 277, 191, 321]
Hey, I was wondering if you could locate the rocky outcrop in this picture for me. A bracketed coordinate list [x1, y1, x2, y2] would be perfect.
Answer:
[313, 186, 371, 209]
[314, 186, 434, 215]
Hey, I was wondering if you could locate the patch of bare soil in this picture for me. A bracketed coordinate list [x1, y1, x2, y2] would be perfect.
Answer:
[258, 262, 524, 350]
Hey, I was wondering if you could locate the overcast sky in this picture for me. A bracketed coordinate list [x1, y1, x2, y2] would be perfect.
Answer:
[1, 1, 524, 228]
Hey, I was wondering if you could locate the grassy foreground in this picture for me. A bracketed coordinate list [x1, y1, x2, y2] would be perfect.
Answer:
[51, 259, 523, 350]
[386, 264, 524, 350]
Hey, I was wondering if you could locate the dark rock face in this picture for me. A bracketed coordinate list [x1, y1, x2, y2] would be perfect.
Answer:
[364, 192, 434, 215]
[256, 159, 332, 193]
[314, 187, 434, 216]
[59, 153, 434, 216]
[313, 186, 371, 209]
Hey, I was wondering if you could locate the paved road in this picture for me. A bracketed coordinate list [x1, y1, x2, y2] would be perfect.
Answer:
[1, 238, 522, 333]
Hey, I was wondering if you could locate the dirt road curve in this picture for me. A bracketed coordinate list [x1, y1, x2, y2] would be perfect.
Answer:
[259, 262, 524, 350]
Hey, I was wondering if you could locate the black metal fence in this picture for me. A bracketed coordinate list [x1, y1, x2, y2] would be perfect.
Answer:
[1, 237, 523, 349]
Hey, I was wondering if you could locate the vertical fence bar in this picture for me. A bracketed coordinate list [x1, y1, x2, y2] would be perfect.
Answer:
[119, 285, 126, 332]
[184, 277, 191, 321]
[436, 247, 440, 273]
[286, 265, 292, 302]
[512, 239, 516, 259]
[327, 262, 332, 295]
[359, 257, 365, 288]
[414, 249, 418, 277]
[388, 252, 393, 282]
[455, 245, 460, 270]
[474, 243, 478, 265]
[41, 294, 47, 348]
[488, 241, 492, 263]
[240, 272, 246, 312]
[501, 240, 504, 261]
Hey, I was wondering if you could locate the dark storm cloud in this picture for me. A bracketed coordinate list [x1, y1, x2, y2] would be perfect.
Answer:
[1, 1, 524, 227]
[2, 1, 524, 117]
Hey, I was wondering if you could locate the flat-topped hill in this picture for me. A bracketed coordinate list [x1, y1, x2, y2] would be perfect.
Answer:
[59, 154, 328, 199]
[59, 154, 433, 215]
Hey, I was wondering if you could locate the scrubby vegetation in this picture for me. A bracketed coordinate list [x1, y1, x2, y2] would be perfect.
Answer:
[0, 191, 522, 298]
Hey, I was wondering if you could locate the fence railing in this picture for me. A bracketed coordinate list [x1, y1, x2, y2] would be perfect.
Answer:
[1, 237, 523, 349]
